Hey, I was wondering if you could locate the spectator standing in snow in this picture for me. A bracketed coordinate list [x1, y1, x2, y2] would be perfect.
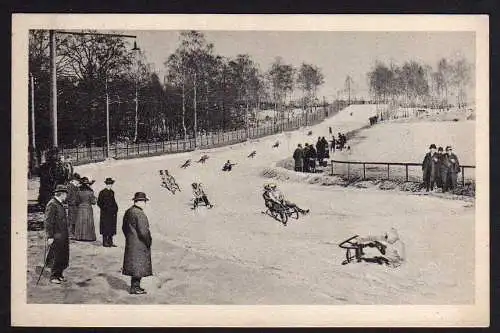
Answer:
[74, 177, 97, 241]
[44, 185, 70, 284]
[422, 144, 437, 191]
[293, 144, 304, 172]
[66, 173, 81, 239]
[97, 177, 119, 247]
[441, 146, 461, 192]
[308, 143, 317, 173]
[303, 143, 311, 173]
[122, 192, 152, 294]
[434, 147, 444, 189]
[330, 136, 336, 154]
[321, 137, 329, 160]
[316, 137, 323, 162]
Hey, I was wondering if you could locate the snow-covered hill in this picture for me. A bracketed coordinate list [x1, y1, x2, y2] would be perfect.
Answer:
[66, 104, 475, 304]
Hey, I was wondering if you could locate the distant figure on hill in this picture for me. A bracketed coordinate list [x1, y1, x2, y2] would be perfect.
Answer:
[293, 144, 304, 172]
[321, 136, 329, 161]
[272, 141, 280, 148]
[307, 130, 313, 136]
[329, 126, 332, 135]
[306, 143, 317, 173]
[303, 143, 311, 172]
[180, 159, 191, 169]
[248, 150, 257, 158]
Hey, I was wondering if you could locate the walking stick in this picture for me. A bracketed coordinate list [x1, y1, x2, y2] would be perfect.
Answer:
[36, 236, 51, 285]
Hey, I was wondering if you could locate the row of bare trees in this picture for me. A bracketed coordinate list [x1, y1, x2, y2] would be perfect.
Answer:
[29, 30, 326, 149]
[367, 58, 473, 109]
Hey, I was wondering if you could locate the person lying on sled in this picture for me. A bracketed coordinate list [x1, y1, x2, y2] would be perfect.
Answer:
[355, 228, 405, 267]
[263, 183, 309, 215]
[163, 170, 181, 191]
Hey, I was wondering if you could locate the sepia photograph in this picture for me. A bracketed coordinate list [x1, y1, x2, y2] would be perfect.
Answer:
[11, 14, 489, 327]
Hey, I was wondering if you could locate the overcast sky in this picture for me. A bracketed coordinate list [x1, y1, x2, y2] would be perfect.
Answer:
[118, 30, 475, 100]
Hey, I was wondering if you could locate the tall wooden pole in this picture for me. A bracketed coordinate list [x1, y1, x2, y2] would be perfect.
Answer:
[106, 76, 110, 158]
[193, 72, 197, 148]
[49, 30, 58, 148]
[30, 72, 36, 149]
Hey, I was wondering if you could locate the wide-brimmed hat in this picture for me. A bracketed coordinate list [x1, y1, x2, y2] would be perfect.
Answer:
[104, 177, 115, 185]
[429, 144, 437, 149]
[80, 177, 94, 185]
[132, 192, 149, 202]
[54, 184, 68, 193]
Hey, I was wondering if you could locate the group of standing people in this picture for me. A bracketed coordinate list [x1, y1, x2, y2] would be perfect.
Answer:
[293, 143, 318, 173]
[43, 174, 153, 294]
[422, 144, 461, 192]
[37, 148, 74, 208]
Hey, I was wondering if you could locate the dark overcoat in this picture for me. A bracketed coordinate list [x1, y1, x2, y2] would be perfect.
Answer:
[44, 197, 69, 271]
[292, 148, 304, 169]
[97, 188, 118, 236]
[422, 152, 433, 181]
[122, 205, 152, 278]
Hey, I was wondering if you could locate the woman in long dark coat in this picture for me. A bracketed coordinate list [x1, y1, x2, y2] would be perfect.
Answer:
[97, 177, 118, 247]
[122, 192, 152, 294]
[74, 177, 97, 241]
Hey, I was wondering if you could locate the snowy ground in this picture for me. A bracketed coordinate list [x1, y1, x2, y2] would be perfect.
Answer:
[27, 105, 475, 304]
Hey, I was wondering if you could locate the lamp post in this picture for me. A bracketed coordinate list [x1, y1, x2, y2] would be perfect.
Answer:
[132, 41, 140, 143]
[48, 30, 138, 150]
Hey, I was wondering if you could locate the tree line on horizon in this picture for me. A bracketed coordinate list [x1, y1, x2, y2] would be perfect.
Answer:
[367, 57, 473, 110]
[29, 30, 326, 150]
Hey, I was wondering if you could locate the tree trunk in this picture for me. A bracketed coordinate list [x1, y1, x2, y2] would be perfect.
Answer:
[193, 72, 197, 147]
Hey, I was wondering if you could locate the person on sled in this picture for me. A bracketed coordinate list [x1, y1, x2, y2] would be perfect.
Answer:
[222, 160, 237, 172]
[263, 183, 309, 215]
[191, 182, 213, 209]
[355, 228, 405, 267]
[161, 170, 181, 193]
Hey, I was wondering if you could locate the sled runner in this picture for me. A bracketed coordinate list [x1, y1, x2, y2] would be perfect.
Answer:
[262, 198, 299, 226]
[338, 235, 388, 265]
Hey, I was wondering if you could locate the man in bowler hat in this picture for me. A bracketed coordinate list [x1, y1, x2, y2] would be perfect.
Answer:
[44, 184, 70, 284]
[422, 144, 437, 191]
[122, 192, 152, 294]
[97, 178, 119, 247]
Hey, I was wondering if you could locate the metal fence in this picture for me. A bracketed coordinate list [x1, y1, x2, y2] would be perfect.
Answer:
[55, 107, 336, 166]
[330, 159, 475, 186]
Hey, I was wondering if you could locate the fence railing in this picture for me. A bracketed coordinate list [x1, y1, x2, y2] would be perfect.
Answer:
[330, 159, 475, 186]
[45, 105, 340, 167]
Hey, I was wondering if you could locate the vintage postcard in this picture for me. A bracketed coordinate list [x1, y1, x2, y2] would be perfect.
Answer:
[11, 14, 489, 327]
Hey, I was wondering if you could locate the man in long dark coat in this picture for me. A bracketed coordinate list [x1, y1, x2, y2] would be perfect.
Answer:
[441, 146, 461, 192]
[303, 143, 311, 173]
[422, 144, 437, 191]
[434, 147, 444, 189]
[97, 177, 119, 247]
[293, 144, 304, 172]
[122, 192, 152, 295]
[44, 185, 70, 284]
